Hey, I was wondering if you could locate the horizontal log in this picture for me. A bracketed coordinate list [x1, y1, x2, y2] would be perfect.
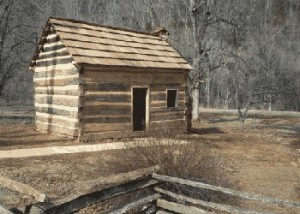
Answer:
[84, 70, 185, 85]
[155, 187, 272, 214]
[36, 121, 79, 136]
[83, 115, 131, 124]
[43, 41, 63, 49]
[84, 91, 131, 96]
[84, 105, 131, 116]
[35, 104, 78, 118]
[107, 193, 160, 214]
[83, 83, 131, 91]
[34, 67, 78, 78]
[38, 49, 69, 60]
[151, 91, 185, 101]
[44, 178, 159, 214]
[84, 101, 130, 107]
[84, 94, 131, 102]
[151, 111, 184, 121]
[150, 100, 186, 108]
[35, 85, 79, 96]
[36, 56, 73, 67]
[34, 75, 79, 87]
[84, 123, 132, 133]
[33, 63, 78, 73]
[157, 199, 212, 214]
[36, 112, 78, 128]
[35, 94, 79, 107]
[0, 176, 46, 202]
[151, 106, 185, 113]
[150, 119, 186, 129]
[150, 83, 185, 91]
[43, 44, 66, 52]
[152, 174, 300, 209]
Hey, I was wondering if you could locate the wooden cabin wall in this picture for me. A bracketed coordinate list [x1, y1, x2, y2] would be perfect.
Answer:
[33, 32, 80, 137]
[80, 67, 187, 140]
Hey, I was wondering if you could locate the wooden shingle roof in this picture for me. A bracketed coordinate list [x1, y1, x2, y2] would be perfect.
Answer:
[30, 17, 192, 70]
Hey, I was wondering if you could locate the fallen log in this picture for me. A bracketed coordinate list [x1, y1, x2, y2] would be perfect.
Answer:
[0, 176, 46, 202]
[153, 173, 300, 208]
[157, 199, 215, 214]
[155, 187, 274, 214]
[106, 193, 160, 214]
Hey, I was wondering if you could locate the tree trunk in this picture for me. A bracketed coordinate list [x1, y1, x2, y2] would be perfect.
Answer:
[206, 77, 210, 108]
[268, 101, 272, 111]
[192, 84, 200, 120]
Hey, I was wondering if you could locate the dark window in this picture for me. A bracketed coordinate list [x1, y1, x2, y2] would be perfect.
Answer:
[167, 90, 178, 108]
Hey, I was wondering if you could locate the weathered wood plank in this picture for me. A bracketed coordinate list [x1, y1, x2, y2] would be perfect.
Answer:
[0, 176, 46, 202]
[84, 123, 132, 133]
[71, 49, 186, 64]
[153, 174, 300, 208]
[43, 44, 66, 52]
[151, 83, 185, 91]
[85, 94, 131, 102]
[106, 193, 160, 214]
[84, 105, 131, 116]
[35, 94, 79, 107]
[38, 50, 69, 60]
[151, 111, 184, 121]
[83, 71, 184, 85]
[44, 178, 159, 214]
[157, 199, 213, 214]
[35, 104, 78, 118]
[83, 115, 131, 124]
[36, 121, 79, 136]
[84, 101, 130, 107]
[150, 119, 186, 129]
[35, 85, 79, 96]
[150, 106, 185, 113]
[33, 63, 77, 73]
[34, 67, 78, 78]
[155, 187, 274, 214]
[35, 56, 73, 67]
[34, 75, 79, 87]
[36, 112, 78, 128]
[83, 83, 131, 91]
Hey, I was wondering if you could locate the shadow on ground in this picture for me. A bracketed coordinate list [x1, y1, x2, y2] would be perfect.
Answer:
[190, 127, 225, 135]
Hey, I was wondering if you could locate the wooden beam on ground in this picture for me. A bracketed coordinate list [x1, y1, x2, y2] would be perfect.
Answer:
[0, 176, 46, 202]
[73, 165, 160, 194]
[155, 187, 274, 214]
[44, 178, 159, 214]
[152, 174, 300, 209]
[105, 193, 160, 214]
[0, 205, 13, 214]
[157, 199, 214, 214]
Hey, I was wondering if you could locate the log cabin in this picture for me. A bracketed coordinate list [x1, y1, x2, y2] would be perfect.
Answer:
[29, 17, 192, 141]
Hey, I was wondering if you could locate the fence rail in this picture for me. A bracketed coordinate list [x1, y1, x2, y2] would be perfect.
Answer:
[1, 167, 300, 214]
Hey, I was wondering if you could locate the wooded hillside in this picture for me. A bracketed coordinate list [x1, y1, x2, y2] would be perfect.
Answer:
[0, 0, 299, 111]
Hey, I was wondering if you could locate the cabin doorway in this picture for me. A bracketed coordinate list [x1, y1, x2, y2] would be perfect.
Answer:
[132, 88, 148, 131]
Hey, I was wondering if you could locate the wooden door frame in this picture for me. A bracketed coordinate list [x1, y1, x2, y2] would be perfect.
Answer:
[131, 86, 150, 131]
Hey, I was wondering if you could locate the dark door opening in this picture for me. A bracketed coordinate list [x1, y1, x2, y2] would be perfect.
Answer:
[133, 88, 147, 131]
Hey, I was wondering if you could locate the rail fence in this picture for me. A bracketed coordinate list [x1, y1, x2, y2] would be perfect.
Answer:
[1, 166, 300, 214]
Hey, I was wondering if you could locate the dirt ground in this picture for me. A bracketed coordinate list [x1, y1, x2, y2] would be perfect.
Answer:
[0, 105, 299, 213]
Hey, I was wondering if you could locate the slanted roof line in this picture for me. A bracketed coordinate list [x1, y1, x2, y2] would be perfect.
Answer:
[48, 17, 155, 37]
[30, 17, 192, 71]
